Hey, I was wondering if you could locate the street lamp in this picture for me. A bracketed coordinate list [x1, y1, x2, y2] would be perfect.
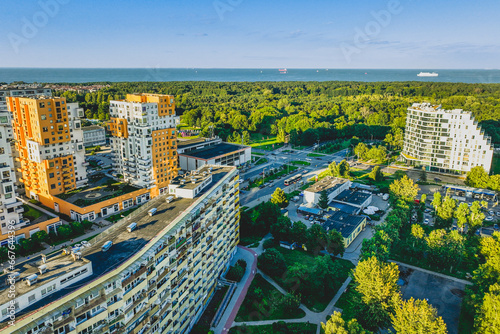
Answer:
[262, 168, 267, 186]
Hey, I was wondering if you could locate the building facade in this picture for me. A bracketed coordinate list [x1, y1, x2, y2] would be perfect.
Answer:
[1, 165, 240, 334]
[0, 86, 53, 236]
[108, 94, 179, 196]
[0, 125, 23, 235]
[303, 176, 351, 205]
[7, 96, 88, 201]
[82, 125, 106, 147]
[402, 103, 494, 173]
[0, 85, 52, 139]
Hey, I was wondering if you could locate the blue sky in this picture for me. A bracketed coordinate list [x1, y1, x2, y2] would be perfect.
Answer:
[0, 0, 499, 68]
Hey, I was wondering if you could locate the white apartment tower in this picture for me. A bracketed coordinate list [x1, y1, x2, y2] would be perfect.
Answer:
[108, 94, 179, 197]
[402, 103, 493, 173]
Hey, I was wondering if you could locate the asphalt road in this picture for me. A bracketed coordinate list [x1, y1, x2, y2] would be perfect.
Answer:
[239, 146, 349, 205]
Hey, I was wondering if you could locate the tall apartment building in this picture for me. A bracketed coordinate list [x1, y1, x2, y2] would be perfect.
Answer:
[0, 86, 52, 236]
[0, 125, 24, 236]
[108, 94, 179, 197]
[0, 165, 240, 334]
[402, 103, 494, 173]
[0, 84, 52, 138]
[7, 96, 88, 203]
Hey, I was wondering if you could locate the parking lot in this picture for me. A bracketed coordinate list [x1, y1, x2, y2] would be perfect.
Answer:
[399, 265, 468, 334]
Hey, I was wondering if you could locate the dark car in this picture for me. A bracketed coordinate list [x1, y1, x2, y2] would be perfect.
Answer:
[434, 177, 442, 182]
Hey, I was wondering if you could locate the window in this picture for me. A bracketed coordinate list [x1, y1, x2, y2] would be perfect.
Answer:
[41, 114, 46, 120]
[28, 294, 36, 303]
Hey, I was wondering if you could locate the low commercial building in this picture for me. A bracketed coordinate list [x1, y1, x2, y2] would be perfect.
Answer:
[82, 125, 106, 147]
[322, 211, 367, 247]
[0, 216, 62, 246]
[1, 165, 240, 334]
[177, 137, 251, 171]
[297, 205, 323, 217]
[442, 184, 497, 202]
[304, 176, 351, 205]
[329, 189, 372, 211]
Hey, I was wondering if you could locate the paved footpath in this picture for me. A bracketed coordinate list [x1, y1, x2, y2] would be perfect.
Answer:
[216, 246, 258, 334]
[225, 235, 351, 334]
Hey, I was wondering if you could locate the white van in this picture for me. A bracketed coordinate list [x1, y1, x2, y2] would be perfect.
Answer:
[102, 241, 113, 252]
[127, 222, 137, 232]
[165, 196, 174, 204]
[148, 208, 157, 216]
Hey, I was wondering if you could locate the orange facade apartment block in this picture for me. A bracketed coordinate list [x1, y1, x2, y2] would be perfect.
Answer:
[8, 97, 77, 196]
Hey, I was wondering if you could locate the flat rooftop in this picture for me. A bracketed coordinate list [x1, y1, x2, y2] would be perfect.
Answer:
[179, 142, 249, 160]
[177, 137, 211, 149]
[322, 211, 366, 239]
[173, 166, 214, 190]
[82, 125, 105, 132]
[442, 184, 497, 196]
[328, 202, 360, 215]
[305, 176, 349, 194]
[3, 166, 232, 324]
[332, 189, 371, 206]
[0, 253, 89, 302]
[55, 175, 141, 207]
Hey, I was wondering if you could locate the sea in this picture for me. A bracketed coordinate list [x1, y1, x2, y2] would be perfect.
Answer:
[1, 68, 500, 84]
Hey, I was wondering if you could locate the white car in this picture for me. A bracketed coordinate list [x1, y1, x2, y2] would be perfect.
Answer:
[424, 219, 429, 225]
[485, 216, 494, 222]
[81, 240, 90, 247]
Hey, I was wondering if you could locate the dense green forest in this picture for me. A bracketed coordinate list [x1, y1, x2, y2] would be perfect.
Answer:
[55, 81, 500, 145]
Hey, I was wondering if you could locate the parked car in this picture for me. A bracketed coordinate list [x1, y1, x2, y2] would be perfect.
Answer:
[494, 224, 499, 231]
[424, 219, 430, 225]
[485, 216, 494, 222]
[434, 177, 442, 182]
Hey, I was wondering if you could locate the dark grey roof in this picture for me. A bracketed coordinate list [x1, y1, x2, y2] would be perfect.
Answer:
[322, 211, 366, 239]
[179, 142, 249, 160]
[333, 189, 371, 206]
[328, 202, 360, 215]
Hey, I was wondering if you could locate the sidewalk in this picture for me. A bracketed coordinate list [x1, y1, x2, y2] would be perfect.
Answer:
[216, 246, 258, 334]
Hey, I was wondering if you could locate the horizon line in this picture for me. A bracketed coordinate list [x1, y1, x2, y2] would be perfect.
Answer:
[0, 67, 498, 71]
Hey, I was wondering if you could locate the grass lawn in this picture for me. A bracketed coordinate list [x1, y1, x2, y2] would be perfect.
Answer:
[458, 299, 475, 334]
[240, 235, 264, 246]
[272, 247, 355, 312]
[300, 182, 313, 190]
[290, 161, 311, 166]
[194, 285, 229, 329]
[252, 152, 265, 156]
[229, 323, 317, 334]
[254, 158, 268, 166]
[249, 166, 298, 188]
[351, 168, 396, 192]
[491, 155, 500, 175]
[389, 242, 470, 280]
[334, 281, 359, 322]
[306, 153, 325, 157]
[22, 205, 44, 221]
[250, 134, 284, 151]
[235, 273, 306, 322]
